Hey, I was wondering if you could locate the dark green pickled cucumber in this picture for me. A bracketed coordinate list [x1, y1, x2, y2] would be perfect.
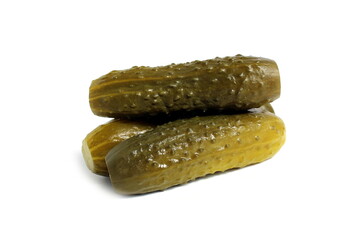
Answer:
[90, 55, 280, 118]
[106, 108, 286, 194]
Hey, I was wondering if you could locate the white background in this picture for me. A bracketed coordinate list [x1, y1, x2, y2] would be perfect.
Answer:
[1, 0, 359, 239]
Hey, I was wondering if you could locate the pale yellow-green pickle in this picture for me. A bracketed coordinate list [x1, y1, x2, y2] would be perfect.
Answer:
[106, 108, 285, 194]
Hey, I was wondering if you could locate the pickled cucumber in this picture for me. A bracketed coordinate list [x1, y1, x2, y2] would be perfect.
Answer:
[82, 119, 155, 176]
[90, 54, 280, 118]
[82, 104, 274, 176]
[106, 109, 285, 194]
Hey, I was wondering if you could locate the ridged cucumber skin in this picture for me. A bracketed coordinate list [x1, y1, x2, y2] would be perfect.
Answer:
[106, 110, 285, 194]
[82, 119, 155, 176]
[90, 55, 280, 118]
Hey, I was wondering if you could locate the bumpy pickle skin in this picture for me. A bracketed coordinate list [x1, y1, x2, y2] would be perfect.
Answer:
[82, 119, 155, 176]
[105, 110, 286, 194]
[82, 104, 274, 176]
[89, 54, 280, 118]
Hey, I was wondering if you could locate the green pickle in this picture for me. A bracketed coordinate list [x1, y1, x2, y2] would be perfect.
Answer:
[82, 119, 155, 176]
[105, 107, 285, 195]
[82, 104, 274, 176]
[89, 55, 280, 118]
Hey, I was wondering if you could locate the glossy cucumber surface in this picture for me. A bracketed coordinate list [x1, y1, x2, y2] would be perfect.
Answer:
[82, 104, 274, 176]
[82, 119, 155, 176]
[90, 55, 280, 118]
[106, 109, 285, 194]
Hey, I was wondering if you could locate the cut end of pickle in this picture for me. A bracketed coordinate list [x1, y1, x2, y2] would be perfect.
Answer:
[82, 139, 95, 173]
